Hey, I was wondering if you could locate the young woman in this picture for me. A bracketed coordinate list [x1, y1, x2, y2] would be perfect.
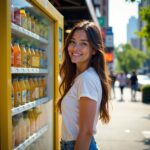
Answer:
[58, 20, 111, 150]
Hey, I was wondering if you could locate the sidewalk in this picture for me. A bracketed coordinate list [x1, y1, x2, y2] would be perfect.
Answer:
[95, 87, 150, 150]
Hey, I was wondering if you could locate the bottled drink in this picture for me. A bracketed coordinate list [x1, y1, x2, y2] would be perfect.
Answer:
[13, 42, 21, 67]
[11, 43, 14, 66]
[20, 44, 27, 67]
[19, 77, 27, 105]
[13, 78, 21, 107]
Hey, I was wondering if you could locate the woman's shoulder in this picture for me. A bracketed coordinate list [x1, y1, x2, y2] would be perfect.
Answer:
[77, 67, 100, 84]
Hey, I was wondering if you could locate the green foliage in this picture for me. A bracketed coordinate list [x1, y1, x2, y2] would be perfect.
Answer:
[115, 44, 147, 73]
[142, 84, 150, 93]
[136, 5, 150, 50]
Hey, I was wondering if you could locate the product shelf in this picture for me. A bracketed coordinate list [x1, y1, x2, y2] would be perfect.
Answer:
[11, 23, 48, 44]
[11, 67, 48, 74]
[14, 125, 48, 150]
[12, 97, 50, 116]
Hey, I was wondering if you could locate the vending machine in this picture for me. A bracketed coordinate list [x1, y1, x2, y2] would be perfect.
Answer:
[0, 0, 63, 149]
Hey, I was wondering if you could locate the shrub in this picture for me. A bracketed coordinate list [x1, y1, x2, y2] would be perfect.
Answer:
[142, 85, 150, 103]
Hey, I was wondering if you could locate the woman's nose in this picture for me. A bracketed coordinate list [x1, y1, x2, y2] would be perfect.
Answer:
[73, 43, 81, 51]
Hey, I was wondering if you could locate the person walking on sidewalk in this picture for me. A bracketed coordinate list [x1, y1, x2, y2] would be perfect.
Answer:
[130, 71, 138, 101]
[58, 20, 111, 150]
[109, 70, 116, 99]
[117, 72, 126, 100]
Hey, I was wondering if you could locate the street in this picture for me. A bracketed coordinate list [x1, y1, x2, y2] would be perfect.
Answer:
[95, 87, 150, 150]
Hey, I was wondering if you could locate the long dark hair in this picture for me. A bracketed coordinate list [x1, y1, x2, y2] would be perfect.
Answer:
[58, 20, 111, 123]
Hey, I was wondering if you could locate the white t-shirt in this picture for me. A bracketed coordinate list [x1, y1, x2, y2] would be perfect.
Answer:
[61, 67, 102, 141]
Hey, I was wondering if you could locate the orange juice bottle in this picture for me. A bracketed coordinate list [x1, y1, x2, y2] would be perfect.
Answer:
[13, 42, 21, 67]
[13, 78, 21, 107]
[31, 47, 36, 68]
[24, 77, 30, 103]
[39, 77, 43, 98]
[11, 82, 14, 108]
[20, 44, 27, 67]
[41, 77, 47, 97]
[23, 111, 30, 139]
[32, 107, 40, 132]
[34, 77, 39, 100]
[19, 77, 27, 105]
[11, 43, 14, 66]
[28, 77, 35, 101]
[13, 115, 20, 147]
[35, 49, 40, 68]
[26, 46, 32, 68]
[28, 109, 36, 135]
[18, 113, 26, 143]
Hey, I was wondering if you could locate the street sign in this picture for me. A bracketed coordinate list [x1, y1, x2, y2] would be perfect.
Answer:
[106, 27, 113, 35]
[98, 16, 105, 28]
[105, 34, 114, 47]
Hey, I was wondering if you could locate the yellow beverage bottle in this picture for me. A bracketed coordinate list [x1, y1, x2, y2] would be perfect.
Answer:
[20, 44, 27, 67]
[32, 107, 40, 132]
[23, 111, 30, 139]
[28, 109, 36, 135]
[26, 11, 31, 31]
[26, 46, 32, 68]
[13, 78, 21, 107]
[13, 115, 20, 147]
[31, 47, 36, 68]
[34, 77, 39, 100]
[20, 9, 27, 29]
[28, 77, 35, 101]
[24, 77, 30, 103]
[41, 76, 47, 97]
[35, 49, 40, 68]
[39, 77, 43, 98]
[18, 113, 26, 143]
[19, 77, 27, 105]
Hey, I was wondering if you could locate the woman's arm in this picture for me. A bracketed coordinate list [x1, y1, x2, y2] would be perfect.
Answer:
[74, 97, 97, 150]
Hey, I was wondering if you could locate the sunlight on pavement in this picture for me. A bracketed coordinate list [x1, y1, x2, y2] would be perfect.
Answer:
[142, 131, 150, 139]
[124, 129, 130, 133]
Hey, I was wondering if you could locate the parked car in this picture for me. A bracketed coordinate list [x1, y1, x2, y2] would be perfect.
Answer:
[137, 75, 150, 90]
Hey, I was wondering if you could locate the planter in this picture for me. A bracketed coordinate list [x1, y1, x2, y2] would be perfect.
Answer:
[142, 85, 150, 103]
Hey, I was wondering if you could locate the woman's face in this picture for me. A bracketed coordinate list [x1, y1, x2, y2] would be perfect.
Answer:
[68, 30, 95, 69]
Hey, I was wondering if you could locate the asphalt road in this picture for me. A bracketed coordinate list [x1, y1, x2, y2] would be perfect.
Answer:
[95, 87, 150, 150]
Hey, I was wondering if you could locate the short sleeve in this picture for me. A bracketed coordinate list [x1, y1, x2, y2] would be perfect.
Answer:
[77, 76, 99, 102]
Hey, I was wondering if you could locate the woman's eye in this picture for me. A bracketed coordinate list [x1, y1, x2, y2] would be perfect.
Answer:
[70, 40, 75, 44]
[80, 42, 87, 46]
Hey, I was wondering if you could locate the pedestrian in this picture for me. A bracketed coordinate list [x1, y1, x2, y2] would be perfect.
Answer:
[109, 70, 116, 99]
[58, 20, 111, 150]
[117, 72, 126, 100]
[130, 71, 138, 101]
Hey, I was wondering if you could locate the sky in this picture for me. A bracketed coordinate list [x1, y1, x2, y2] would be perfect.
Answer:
[109, 0, 139, 47]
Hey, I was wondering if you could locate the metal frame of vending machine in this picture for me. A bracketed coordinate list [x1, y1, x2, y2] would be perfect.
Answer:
[0, 0, 63, 149]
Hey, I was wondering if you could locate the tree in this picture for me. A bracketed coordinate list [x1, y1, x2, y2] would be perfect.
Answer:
[137, 5, 150, 50]
[115, 44, 147, 73]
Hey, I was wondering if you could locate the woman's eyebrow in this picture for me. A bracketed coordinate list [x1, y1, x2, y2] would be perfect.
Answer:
[71, 38, 88, 42]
